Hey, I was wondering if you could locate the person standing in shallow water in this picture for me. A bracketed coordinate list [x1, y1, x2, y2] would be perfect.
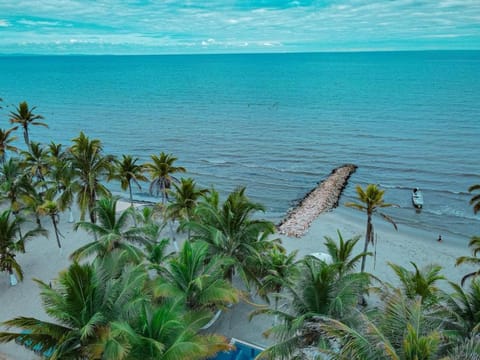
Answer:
[438, 235, 442, 242]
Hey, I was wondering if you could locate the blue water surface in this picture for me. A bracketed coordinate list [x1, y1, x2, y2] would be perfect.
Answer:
[0, 51, 479, 240]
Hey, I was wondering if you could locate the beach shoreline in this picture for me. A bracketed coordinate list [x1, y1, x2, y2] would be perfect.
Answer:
[0, 200, 476, 358]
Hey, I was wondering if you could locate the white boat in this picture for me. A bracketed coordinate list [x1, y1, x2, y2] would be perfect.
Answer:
[412, 188, 424, 209]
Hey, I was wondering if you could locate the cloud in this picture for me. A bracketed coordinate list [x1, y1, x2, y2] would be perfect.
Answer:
[0, 0, 479, 54]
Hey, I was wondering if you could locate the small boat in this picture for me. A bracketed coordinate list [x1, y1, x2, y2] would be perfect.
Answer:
[412, 187, 424, 209]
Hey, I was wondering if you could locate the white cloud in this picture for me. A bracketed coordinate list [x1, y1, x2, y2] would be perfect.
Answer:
[0, 0, 479, 53]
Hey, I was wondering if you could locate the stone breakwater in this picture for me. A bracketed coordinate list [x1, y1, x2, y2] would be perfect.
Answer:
[277, 164, 357, 238]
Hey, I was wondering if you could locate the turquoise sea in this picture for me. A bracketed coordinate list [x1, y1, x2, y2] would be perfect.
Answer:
[0, 51, 479, 242]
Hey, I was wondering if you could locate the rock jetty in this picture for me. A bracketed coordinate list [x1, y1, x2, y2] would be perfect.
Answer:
[277, 164, 357, 238]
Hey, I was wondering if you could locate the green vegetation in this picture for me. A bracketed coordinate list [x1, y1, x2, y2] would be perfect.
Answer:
[0, 100, 478, 359]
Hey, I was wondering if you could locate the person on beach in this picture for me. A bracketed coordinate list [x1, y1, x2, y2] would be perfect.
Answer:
[438, 235, 442, 242]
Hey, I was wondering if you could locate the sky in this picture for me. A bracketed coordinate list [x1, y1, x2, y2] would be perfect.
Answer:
[0, 0, 479, 55]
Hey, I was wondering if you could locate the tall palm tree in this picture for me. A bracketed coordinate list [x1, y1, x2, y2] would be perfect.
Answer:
[456, 235, 480, 285]
[70, 197, 150, 262]
[183, 187, 277, 286]
[346, 184, 398, 273]
[468, 184, 480, 214]
[37, 199, 63, 248]
[254, 256, 371, 360]
[0, 126, 18, 164]
[388, 261, 446, 305]
[69, 131, 113, 223]
[9, 101, 47, 149]
[20, 141, 49, 184]
[323, 230, 370, 277]
[0, 210, 46, 285]
[109, 154, 147, 209]
[168, 177, 208, 239]
[153, 240, 239, 311]
[144, 152, 186, 204]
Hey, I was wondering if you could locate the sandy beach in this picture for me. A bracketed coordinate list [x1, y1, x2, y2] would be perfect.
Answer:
[0, 201, 476, 358]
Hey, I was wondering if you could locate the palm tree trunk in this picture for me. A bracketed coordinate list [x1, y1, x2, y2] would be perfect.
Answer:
[51, 214, 62, 248]
[360, 215, 372, 273]
[23, 127, 30, 150]
[128, 182, 137, 227]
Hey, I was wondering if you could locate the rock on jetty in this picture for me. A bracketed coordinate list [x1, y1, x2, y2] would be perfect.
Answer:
[277, 164, 357, 238]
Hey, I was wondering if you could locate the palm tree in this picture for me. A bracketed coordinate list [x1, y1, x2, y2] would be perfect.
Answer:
[144, 152, 186, 204]
[468, 184, 480, 214]
[46, 155, 78, 223]
[388, 261, 446, 305]
[120, 299, 231, 360]
[455, 236, 480, 285]
[0, 158, 30, 214]
[254, 256, 371, 359]
[0, 260, 150, 359]
[442, 279, 480, 340]
[37, 199, 63, 248]
[168, 177, 208, 239]
[69, 131, 113, 223]
[9, 101, 47, 149]
[323, 230, 370, 277]
[316, 289, 445, 360]
[0, 210, 46, 285]
[153, 240, 239, 311]
[257, 245, 299, 313]
[109, 154, 147, 209]
[70, 197, 150, 262]
[20, 141, 49, 184]
[0, 126, 18, 164]
[183, 187, 277, 286]
[346, 184, 398, 273]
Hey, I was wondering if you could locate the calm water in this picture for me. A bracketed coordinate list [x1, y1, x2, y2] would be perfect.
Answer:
[0, 51, 479, 241]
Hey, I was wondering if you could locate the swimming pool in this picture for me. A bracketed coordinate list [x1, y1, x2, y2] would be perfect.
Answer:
[211, 338, 264, 360]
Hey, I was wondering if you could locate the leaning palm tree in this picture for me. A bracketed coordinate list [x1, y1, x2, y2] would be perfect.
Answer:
[144, 152, 186, 204]
[9, 101, 47, 149]
[68, 131, 113, 223]
[0, 210, 46, 285]
[456, 235, 480, 285]
[346, 184, 398, 273]
[183, 187, 277, 286]
[254, 256, 371, 360]
[70, 197, 150, 262]
[469, 184, 480, 214]
[37, 199, 63, 248]
[109, 154, 147, 209]
[0, 126, 18, 164]
[153, 240, 239, 312]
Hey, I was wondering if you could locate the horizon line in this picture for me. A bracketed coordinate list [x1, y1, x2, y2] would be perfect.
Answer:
[1, 48, 480, 57]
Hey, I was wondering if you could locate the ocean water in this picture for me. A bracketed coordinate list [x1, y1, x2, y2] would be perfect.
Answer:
[0, 51, 479, 242]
